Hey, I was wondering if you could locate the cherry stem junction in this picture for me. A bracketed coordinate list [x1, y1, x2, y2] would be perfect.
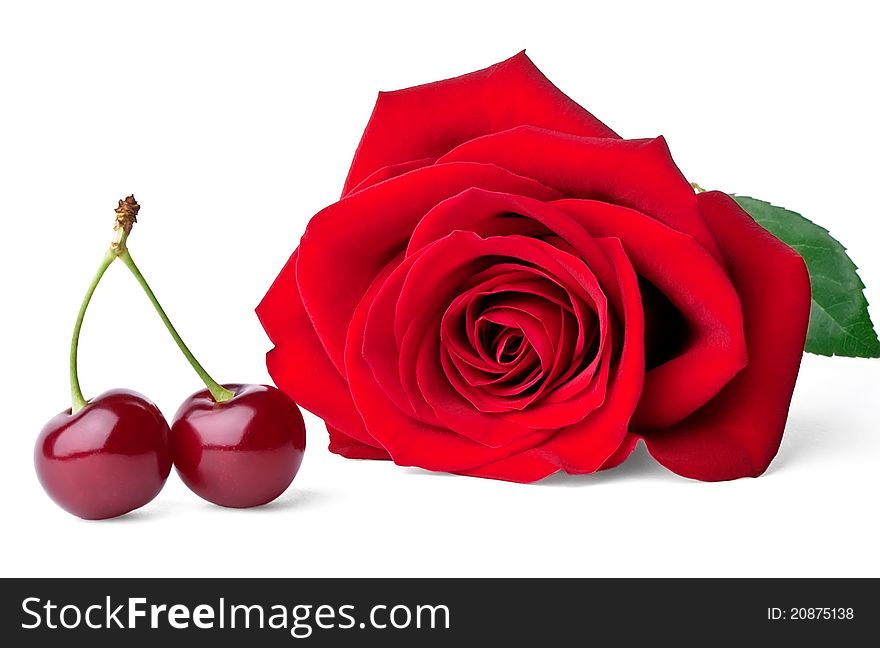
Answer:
[68, 196, 234, 414]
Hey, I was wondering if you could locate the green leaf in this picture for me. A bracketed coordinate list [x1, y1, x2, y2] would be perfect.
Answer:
[732, 195, 880, 358]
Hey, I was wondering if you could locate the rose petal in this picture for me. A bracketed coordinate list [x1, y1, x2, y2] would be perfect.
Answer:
[297, 162, 562, 373]
[406, 190, 644, 430]
[478, 299, 560, 374]
[554, 198, 748, 428]
[327, 424, 391, 460]
[441, 264, 575, 377]
[346, 157, 437, 195]
[257, 250, 377, 447]
[503, 350, 610, 429]
[343, 51, 617, 195]
[438, 127, 721, 259]
[400, 233, 610, 435]
[362, 249, 441, 422]
[396, 232, 570, 445]
[405, 189, 615, 375]
[406, 188, 621, 308]
[444, 345, 542, 399]
[415, 315, 540, 447]
[459, 237, 644, 480]
[345, 248, 557, 470]
[642, 191, 811, 480]
[257, 248, 300, 348]
[442, 275, 553, 398]
[454, 450, 559, 484]
[598, 434, 640, 471]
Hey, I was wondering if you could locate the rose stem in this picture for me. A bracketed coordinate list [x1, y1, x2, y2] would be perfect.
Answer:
[114, 197, 235, 404]
[68, 196, 234, 414]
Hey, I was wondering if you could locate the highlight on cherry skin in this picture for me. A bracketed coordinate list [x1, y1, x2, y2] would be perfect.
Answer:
[34, 389, 172, 520]
[171, 384, 306, 508]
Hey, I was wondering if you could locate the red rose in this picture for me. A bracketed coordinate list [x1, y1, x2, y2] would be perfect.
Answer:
[257, 52, 811, 483]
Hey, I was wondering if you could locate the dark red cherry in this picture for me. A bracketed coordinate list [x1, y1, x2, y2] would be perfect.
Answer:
[35, 389, 172, 520]
[170, 384, 305, 508]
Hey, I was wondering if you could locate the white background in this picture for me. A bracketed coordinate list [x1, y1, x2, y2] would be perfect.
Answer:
[1, 0, 878, 578]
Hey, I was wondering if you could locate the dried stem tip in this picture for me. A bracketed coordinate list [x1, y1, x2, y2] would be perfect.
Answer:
[114, 195, 140, 234]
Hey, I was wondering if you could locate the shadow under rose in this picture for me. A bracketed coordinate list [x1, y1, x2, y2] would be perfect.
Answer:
[537, 443, 680, 487]
[762, 413, 852, 476]
[543, 411, 857, 486]
[401, 410, 864, 486]
[401, 442, 681, 485]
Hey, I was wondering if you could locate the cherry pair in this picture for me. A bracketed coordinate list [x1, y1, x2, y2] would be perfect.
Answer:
[35, 197, 305, 520]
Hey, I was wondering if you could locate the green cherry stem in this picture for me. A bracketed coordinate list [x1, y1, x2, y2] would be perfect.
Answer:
[68, 196, 234, 414]
[69, 197, 138, 414]
[117, 249, 234, 403]
[69, 249, 116, 414]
